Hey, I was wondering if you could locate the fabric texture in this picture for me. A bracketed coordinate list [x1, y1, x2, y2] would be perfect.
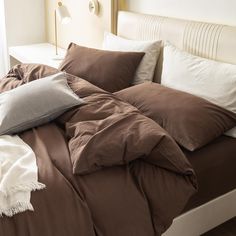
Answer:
[115, 82, 236, 151]
[59, 43, 144, 92]
[0, 72, 84, 135]
[161, 43, 236, 138]
[0, 64, 197, 236]
[183, 135, 236, 212]
[103, 32, 161, 84]
[63, 82, 188, 175]
[0, 135, 45, 217]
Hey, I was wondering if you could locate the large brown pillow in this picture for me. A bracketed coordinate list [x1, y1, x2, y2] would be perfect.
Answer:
[59, 43, 144, 92]
[115, 82, 236, 151]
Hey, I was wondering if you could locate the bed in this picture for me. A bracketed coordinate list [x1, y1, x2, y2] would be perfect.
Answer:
[0, 9, 236, 236]
[116, 10, 236, 235]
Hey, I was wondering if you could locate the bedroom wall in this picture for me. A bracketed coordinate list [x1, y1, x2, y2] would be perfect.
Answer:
[122, 0, 236, 26]
[4, 0, 46, 46]
[45, 0, 117, 49]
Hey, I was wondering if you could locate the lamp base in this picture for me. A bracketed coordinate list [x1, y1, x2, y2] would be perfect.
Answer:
[52, 54, 64, 61]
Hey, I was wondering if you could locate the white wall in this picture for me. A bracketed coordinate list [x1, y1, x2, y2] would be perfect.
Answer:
[123, 0, 236, 26]
[0, 0, 8, 77]
[4, 0, 46, 46]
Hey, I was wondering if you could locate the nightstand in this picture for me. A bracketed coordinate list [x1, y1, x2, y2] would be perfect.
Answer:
[9, 43, 67, 69]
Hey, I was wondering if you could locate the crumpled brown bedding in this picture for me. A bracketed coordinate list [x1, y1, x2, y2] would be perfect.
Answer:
[0, 64, 197, 236]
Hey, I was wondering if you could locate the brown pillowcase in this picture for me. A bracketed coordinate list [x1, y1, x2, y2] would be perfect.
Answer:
[59, 43, 144, 92]
[115, 82, 236, 151]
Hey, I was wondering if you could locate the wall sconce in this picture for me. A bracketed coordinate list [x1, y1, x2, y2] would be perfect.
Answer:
[89, 0, 99, 15]
[54, 1, 71, 59]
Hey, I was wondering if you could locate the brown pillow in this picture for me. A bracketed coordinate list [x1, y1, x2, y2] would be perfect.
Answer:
[115, 82, 236, 151]
[59, 43, 144, 92]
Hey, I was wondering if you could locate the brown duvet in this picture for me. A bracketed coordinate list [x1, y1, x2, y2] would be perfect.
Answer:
[0, 64, 197, 236]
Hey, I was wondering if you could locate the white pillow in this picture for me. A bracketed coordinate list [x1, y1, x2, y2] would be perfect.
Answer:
[161, 43, 236, 138]
[103, 32, 161, 85]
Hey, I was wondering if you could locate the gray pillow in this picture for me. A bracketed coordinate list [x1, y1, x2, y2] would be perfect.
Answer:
[0, 72, 84, 135]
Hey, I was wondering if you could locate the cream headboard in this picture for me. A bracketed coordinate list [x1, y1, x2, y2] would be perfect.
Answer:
[117, 11, 236, 82]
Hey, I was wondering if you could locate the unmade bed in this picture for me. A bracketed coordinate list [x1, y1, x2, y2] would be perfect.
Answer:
[0, 9, 236, 236]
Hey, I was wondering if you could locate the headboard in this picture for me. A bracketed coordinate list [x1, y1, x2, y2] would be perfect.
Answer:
[117, 11, 236, 82]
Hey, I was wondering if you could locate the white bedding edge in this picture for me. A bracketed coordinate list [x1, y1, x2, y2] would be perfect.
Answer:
[0, 135, 45, 217]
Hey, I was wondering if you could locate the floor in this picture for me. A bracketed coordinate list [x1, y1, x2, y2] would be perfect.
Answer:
[202, 217, 236, 236]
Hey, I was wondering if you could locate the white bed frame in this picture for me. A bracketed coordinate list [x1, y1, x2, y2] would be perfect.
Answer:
[164, 190, 236, 235]
[116, 11, 236, 235]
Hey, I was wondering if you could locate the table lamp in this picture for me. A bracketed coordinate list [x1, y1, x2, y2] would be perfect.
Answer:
[54, 1, 71, 60]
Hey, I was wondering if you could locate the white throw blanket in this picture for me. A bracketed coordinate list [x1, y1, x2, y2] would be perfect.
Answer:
[0, 135, 45, 217]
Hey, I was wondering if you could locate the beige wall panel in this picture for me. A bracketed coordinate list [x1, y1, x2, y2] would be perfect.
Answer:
[122, 0, 236, 26]
[4, 0, 46, 46]
[45, 0, 117, 49]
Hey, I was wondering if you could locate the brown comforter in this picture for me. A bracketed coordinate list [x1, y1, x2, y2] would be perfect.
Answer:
[0, 64, 197, 236]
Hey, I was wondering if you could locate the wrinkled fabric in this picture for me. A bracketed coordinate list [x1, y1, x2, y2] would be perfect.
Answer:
[0, 64, 197, 236]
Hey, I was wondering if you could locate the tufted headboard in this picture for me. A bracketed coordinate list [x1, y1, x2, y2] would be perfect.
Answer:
[117, 11, 236, 82]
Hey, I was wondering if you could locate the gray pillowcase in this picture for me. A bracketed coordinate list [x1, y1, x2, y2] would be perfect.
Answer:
[0, 72, 84, 135]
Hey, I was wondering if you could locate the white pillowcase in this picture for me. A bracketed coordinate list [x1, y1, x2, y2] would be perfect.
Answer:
[103, 32, 161, 85]
[161, 43, 236, 138]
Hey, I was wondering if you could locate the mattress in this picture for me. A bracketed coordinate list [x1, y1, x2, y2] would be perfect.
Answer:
[183, 135, 236, 212]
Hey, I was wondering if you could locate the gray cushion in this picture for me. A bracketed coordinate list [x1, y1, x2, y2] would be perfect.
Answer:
[0, 72, 84, 135]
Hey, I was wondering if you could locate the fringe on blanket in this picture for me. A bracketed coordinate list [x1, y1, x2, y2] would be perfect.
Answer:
[0, 182, 46, 197]
[0, 201, 34, 217]
[0, 182, 46, 217]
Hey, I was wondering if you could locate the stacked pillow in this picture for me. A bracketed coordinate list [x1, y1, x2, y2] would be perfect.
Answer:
[103, 32, 161, 85]
[116, 43, 236, 150]
[59, 43, 144, 93]
[161, 43, 236, 138]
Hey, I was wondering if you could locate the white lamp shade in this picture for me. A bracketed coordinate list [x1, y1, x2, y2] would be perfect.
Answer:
[56, 5, 71, 24]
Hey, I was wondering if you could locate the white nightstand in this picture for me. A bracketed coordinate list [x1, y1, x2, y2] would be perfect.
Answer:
[9, 43, 67, 69]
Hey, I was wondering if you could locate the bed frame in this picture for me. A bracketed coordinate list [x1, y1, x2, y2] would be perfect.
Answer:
[116, 11, 236, 235]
